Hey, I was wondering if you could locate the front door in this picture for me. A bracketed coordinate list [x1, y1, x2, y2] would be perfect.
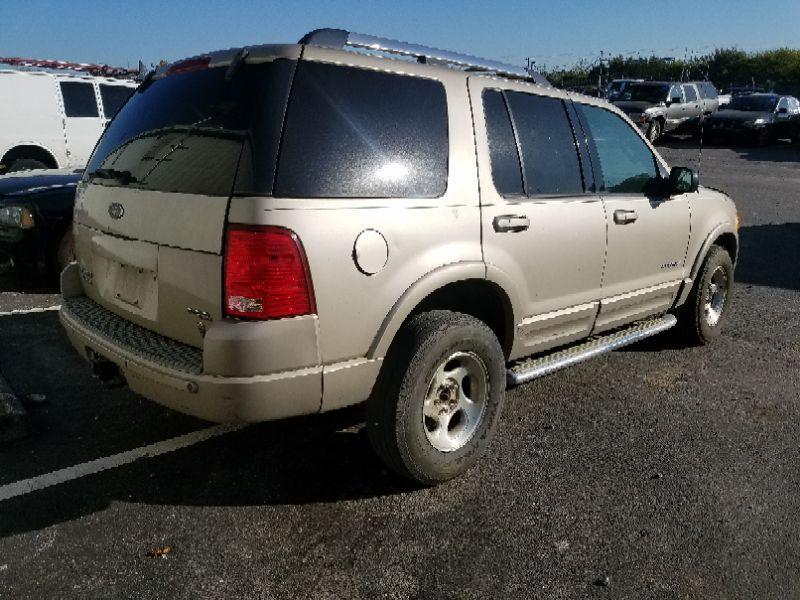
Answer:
[469, 78, 607, 357]
[57, 79, 104, 168]
[665, 84, 687, 133]
[574, 102, 690, 332]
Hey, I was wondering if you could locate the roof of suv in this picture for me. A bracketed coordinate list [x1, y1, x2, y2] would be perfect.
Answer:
[156, 28, 552, 88]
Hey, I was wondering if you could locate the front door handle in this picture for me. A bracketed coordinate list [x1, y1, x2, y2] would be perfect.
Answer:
[493, 214, 530, 233]
[614, 209, 638, 224]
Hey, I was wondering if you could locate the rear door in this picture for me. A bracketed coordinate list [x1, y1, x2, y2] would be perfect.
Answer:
[470, 78, 606, 356]
[73, 55, 298, 347]
[574, 102, 690, 332]
[57, 79, 104, 167]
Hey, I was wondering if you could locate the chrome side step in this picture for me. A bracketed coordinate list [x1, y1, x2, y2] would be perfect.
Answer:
[506, 314, 677, 386]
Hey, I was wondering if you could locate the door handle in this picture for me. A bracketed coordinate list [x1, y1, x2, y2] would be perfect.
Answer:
[613, 209, 638, 224]
[493, 214, 530, 233]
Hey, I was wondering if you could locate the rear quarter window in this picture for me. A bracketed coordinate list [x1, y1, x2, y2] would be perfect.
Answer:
[275, 62, 449, 198]
[60, 81, 99, 117]
[99, 84, 134, 119]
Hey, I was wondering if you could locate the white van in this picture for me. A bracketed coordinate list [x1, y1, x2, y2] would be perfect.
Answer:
[0, 69, 137, 173]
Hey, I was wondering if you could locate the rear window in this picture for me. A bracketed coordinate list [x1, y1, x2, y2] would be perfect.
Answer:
[86, 60, 295, 197]
[275, 62, 448, 198]
[60, 81, 98, 117]
[99, 84, 134, 118]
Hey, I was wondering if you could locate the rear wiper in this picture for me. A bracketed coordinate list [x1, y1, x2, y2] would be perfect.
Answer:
[91, 169, 138, 184]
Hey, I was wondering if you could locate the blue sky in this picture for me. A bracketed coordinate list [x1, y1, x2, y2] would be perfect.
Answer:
[2, 0, 799, 70]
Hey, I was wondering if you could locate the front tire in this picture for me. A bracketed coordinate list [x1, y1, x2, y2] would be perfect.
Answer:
[366, 311, 506, 485]
[646, 119, 662, 143]
[677, 245, 734, 345]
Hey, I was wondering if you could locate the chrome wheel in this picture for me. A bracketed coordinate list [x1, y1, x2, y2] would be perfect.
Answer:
[703, 265, 729, 327]
[648, 120, 661, 143]
[422, 351, 489, 453]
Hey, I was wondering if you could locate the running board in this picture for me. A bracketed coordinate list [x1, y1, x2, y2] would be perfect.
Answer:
[507, 314, 677, 386]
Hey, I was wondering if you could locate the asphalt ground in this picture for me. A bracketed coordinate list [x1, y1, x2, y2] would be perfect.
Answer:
[0, 140, 799, 599]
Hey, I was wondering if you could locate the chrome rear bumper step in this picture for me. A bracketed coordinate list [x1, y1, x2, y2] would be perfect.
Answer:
[507, 314, 677, 386]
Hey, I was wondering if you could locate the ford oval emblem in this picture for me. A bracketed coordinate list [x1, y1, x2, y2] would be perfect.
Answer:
[108, 202, 124, 220]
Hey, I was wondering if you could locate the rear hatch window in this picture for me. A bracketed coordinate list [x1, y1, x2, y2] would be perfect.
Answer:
[85, 59, 295, 198]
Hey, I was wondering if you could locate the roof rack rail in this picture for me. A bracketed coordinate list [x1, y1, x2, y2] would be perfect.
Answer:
[298, 28, 549, 86]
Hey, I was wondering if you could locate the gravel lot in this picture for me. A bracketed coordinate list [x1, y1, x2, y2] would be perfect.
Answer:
[1, 141, 799, 599]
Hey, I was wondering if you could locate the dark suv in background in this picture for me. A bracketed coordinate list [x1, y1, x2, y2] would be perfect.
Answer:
[613, 81, 719, 142]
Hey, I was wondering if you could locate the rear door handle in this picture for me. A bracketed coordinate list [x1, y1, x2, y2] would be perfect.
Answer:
[493, 214, 530, 233]
[613, 209, 638, 224]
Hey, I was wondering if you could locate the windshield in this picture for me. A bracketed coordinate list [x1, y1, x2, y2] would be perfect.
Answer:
[620, 84, 669, 103]
[86, 59, 295, 197]
[725, 96, 778, 112]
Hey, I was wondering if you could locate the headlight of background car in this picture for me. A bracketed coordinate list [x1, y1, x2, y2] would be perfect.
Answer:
[0, 206, 35, 229]
[745, 118, 769, 127]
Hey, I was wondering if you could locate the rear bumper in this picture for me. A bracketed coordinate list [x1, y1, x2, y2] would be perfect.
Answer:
[59, 265, 322, 423]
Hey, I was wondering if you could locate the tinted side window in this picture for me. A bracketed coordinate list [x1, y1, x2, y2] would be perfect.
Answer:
[276, 62, 448, 198]
[99, 84, 134, 118]
[60, 81, 98, 117]
[576, 104, 658, 194]
[482, 90, 523, 196]
[505, 91, 583, 195]
[683, 85, 698, 102]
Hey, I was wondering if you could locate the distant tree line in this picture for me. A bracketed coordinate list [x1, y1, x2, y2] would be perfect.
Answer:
[543, 48, 800, 96]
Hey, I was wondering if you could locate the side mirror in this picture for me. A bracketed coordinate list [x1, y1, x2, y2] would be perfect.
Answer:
[669, 166, 699, 195]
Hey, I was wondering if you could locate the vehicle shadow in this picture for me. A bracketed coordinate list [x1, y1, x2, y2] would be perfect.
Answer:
[0, 269, 59, 294]
[736, 223, 800, 291]
[0, 313, 412, 537]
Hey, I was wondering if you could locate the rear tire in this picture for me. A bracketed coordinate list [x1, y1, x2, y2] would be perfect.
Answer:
[366, 310, 506, 485]
[6, 158, 48, 173]
[53, 228, 75, 275]
[676, 246, 734, 345]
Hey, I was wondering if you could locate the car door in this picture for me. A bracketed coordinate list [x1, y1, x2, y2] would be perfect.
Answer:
[573, 102, 690, 333]
[469, 78, 607, 356]
[682, 84, 702, 130]
[57, 79, 104, 167]
[775, 97, 792, 138]
[664, 84, 686, 133]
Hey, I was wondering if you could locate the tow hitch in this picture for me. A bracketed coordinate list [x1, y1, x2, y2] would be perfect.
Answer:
[87, 349, 127, 389]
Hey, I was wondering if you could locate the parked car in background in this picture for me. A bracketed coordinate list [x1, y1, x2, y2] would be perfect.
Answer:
[0, 69, 136, 173]
[705, 93, 800, 146]
[0, 169, 80, 276]
[613, 81, 712, 142]
[605, 78, 643, 101]
[59, 29, 738, 485]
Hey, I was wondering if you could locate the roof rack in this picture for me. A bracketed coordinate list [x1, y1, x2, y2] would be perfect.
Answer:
[298, 28, 549, 86]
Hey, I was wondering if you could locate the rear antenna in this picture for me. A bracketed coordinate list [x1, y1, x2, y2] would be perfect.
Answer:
[697, 112, 704, 183]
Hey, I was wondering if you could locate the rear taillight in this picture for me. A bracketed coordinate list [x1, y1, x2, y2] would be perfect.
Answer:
[224, 225, 315, 320]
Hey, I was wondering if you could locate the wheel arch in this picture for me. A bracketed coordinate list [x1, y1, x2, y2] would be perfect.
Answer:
[1, 144, 60, 171]
[367, 262, 518, 360]
[675, 223, 738, 308]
